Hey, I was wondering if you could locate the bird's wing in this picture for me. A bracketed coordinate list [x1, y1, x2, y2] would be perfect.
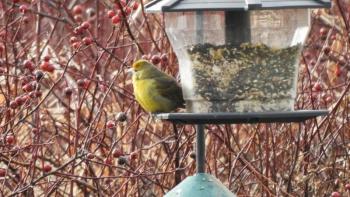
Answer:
[153, 76, 185, 106]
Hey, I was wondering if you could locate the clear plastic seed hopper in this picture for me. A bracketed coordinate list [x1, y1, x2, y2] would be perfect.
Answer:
[145, 0, 330, 196]
[170, 9, 308, 112]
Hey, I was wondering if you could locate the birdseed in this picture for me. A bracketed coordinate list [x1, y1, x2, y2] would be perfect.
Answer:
[186, 43, 301, 112]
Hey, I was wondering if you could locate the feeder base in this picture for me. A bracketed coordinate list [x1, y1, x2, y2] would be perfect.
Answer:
[164, 173, 236, 197]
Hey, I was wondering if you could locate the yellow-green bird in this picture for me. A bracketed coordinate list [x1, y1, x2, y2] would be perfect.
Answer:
[130, 59, 185, 113]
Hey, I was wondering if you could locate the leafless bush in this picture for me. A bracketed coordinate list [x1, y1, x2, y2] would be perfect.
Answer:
[0, 0, 349, 196]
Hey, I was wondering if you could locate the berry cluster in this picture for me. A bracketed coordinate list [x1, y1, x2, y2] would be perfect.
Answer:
[142, 53, 169, 66]
[107, 0, 139, 25]
[8, 68, 43, 110]
[70, 5, 94, 49]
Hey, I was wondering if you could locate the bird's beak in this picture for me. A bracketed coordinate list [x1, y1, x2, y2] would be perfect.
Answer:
[126, 68, 135, 77]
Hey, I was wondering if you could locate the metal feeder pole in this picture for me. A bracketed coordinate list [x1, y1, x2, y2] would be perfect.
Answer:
[195, 11, 205, 174]
[156, 111, 328, 197]
[196, 124, 205, 173]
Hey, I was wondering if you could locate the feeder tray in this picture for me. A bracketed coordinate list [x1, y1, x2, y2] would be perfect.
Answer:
[155, 110, 329, 124]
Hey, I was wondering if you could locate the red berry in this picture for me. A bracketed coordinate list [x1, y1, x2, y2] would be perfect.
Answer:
[72, 5, 83, 15]
[325, 95, 332, 103]
[70, 36, 79, 44]
[82, 37, 93, 45]
[77, 79, 85, 87]
[73, 26, 83, 35]
[129, 151, 138, 160]
[151, 55, 161, 64]
[324, 46, 331, 55]
[339, 56, 346, 66]
[29, 91, 36, 98]
[13, 0, 19, 3]
[22, 83, 34, 92]
[312, 83, 322, 91]
[81, 21, 91, 30]
[345, 183, 350, 190]
[124, 7, 131, 15]
[106, 120, 115, 129]
[310, 60, 316, 66]
[107, 10, 116, 18]
[43, 164, 52, 173]
[320, 27, 328, 36]
[9, 101, 18, 109]
[331, 34, 337, 40]
[331, 191, 341, 197]
[32, 128, 39, 134]
[111, 15, 120, 24]
[77, 79, 89, 89]
[104, 157, 113, 165]
[21, 95, 30, 102]
[37, 91, 43, 97]
[161, 54, 168, 63]
[0, 67, 5, 74]
[113, 149, 123, 158]
[22, 16, 29, 24]
[87, 153, 95, 159]
[6, 135, 15, 144]
[19, 4, 28, 13]
[15, 96, 24, 106]
[19, 76, 30, 86]
[42, 56, 50, 62]
[40, 62, 54, 72]
[132, 2, 139, 10]
[29, 91, 41, 98]
[120, 0, 127, 7]
[64, 87, 73, 97]
[23, 60, 35, 71]
[99, 84, 107, 92]
[0, 168, 6, 177]
[71, 42, 81, 50]
[117, 11, 123, 18]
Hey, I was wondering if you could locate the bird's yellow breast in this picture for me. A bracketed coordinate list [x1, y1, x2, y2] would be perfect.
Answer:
[133, 78, 175, 113]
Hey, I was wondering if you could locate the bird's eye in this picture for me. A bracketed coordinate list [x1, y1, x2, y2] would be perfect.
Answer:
[134, 64, 142, 71]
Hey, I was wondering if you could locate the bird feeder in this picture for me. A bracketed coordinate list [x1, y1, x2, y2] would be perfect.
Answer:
[146, 0, 331, 113]
[145, 1, 330, 197]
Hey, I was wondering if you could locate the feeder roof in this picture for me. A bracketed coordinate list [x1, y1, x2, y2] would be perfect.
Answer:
[145, 0, 331, 12]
